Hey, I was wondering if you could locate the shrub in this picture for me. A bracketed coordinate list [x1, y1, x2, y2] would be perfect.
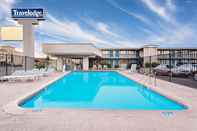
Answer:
[145, 62, 151, 68]
[151, 62, 160, 68]
[35, 62, 45, 69]
[114, 65, 119, 68]
[145, 62, 159, 68]
[107, 64, 112, 68]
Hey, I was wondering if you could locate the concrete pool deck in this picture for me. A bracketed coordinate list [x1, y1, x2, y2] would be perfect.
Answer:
[0, 71, 197, 131]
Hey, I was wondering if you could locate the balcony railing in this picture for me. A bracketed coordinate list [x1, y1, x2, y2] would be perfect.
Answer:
[158, 54, 197, 59]
[102, 54, 138, 58]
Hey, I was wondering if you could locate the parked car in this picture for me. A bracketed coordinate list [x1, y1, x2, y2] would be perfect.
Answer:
[191, 65, 197, 80]
[191, 64, 197, 73]
[194, 73, 197, 81]
[171, 64, 196, 77]
[153, 64, 171, 76]
[171, 69, 190, 77]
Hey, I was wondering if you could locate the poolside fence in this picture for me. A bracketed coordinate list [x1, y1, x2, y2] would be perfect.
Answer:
[1, 52, 197, 88]
[138, 52, 197, 88]
[0, 54, 57, 76]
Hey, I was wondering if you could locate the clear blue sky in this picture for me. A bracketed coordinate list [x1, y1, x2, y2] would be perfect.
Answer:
[0, 0, 197, 56]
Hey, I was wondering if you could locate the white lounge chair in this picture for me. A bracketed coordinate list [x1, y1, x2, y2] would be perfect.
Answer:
[41, 68, 54, 76]
[0, 68, 55, 82]
[1, 74, 38, 82]
[129, 64, 137, 72]
[30, 68, 54, 77]
[0, 76, 8, 81]
[98, 65, 102, 70]
[93, 65, 97, 70]
[0, 69, 43, 82]
[103, 65, 108, 70]
[120, 64, 127, 70]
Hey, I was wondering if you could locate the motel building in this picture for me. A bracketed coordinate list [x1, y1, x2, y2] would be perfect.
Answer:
[42, 43, 197, 71]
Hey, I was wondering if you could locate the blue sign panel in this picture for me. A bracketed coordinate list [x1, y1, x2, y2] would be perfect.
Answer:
[11, 8, 44, 19]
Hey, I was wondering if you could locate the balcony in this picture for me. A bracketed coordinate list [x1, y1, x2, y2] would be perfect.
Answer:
[158, 54, 197, 60]
[102, 54, 138, 59]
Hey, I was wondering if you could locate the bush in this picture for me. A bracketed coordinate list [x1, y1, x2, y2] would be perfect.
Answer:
[35, 62, 45, 69]
[145, 62, 159, 68]
[114, 65, 119, 68]
[151, 62, 159, 68]
[107, 64, 112, 68]
[145, 62, 151, 68]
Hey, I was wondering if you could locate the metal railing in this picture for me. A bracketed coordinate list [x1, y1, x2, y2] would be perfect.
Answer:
[0, 54, 57, 76]
[0, 54, 35, 76]
[138, 52, 197, 89]
[92, 52, 197, 88]
[102, 54, 138, 58]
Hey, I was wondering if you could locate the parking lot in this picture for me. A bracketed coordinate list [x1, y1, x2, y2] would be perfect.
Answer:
[156, 75, 197, 89]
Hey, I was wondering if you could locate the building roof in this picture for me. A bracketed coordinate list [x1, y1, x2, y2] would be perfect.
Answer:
[0, 45, 22, 55]
[143, 44, 159, 48]
[158, 47, 197, 50]
[0, 45, 15, 49]
[42, 43, 102, 57]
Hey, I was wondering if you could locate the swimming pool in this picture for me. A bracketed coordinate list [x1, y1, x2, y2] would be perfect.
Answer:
[20, 71, 187, 110]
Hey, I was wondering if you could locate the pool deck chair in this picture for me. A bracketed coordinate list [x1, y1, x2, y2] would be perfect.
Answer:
[0, 68, 54, 82]
[129, 64, 137, 73]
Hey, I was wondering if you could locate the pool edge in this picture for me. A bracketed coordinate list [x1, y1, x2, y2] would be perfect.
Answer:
[3, 71, 71, 115]
[117, 71, 189, 110]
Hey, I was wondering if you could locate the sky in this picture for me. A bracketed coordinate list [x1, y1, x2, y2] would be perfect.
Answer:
[0, 0, 197, 57]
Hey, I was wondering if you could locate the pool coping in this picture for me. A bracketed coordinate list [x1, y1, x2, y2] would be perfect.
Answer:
[117, 71, 189, 111]
[3, 70, 192, 115]
[3, 71, 71, 115]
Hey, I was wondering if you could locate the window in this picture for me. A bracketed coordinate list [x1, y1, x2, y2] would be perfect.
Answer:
[115, 50, 119, 58]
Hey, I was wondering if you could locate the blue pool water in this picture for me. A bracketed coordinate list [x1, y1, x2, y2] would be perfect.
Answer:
[21, 71, 187, 110]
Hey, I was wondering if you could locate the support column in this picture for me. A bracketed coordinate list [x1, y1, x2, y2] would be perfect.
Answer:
[18, 20, 37, 70]
[83, 57, 89, 70]
[57, 57, 63, 71]
[143, 45, 158, 66]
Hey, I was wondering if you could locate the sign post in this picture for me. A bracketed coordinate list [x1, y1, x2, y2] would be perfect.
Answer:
[11, 8, 45, 69]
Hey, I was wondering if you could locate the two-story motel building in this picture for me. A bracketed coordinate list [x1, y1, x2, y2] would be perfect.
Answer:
[42, 43, 197, 71]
